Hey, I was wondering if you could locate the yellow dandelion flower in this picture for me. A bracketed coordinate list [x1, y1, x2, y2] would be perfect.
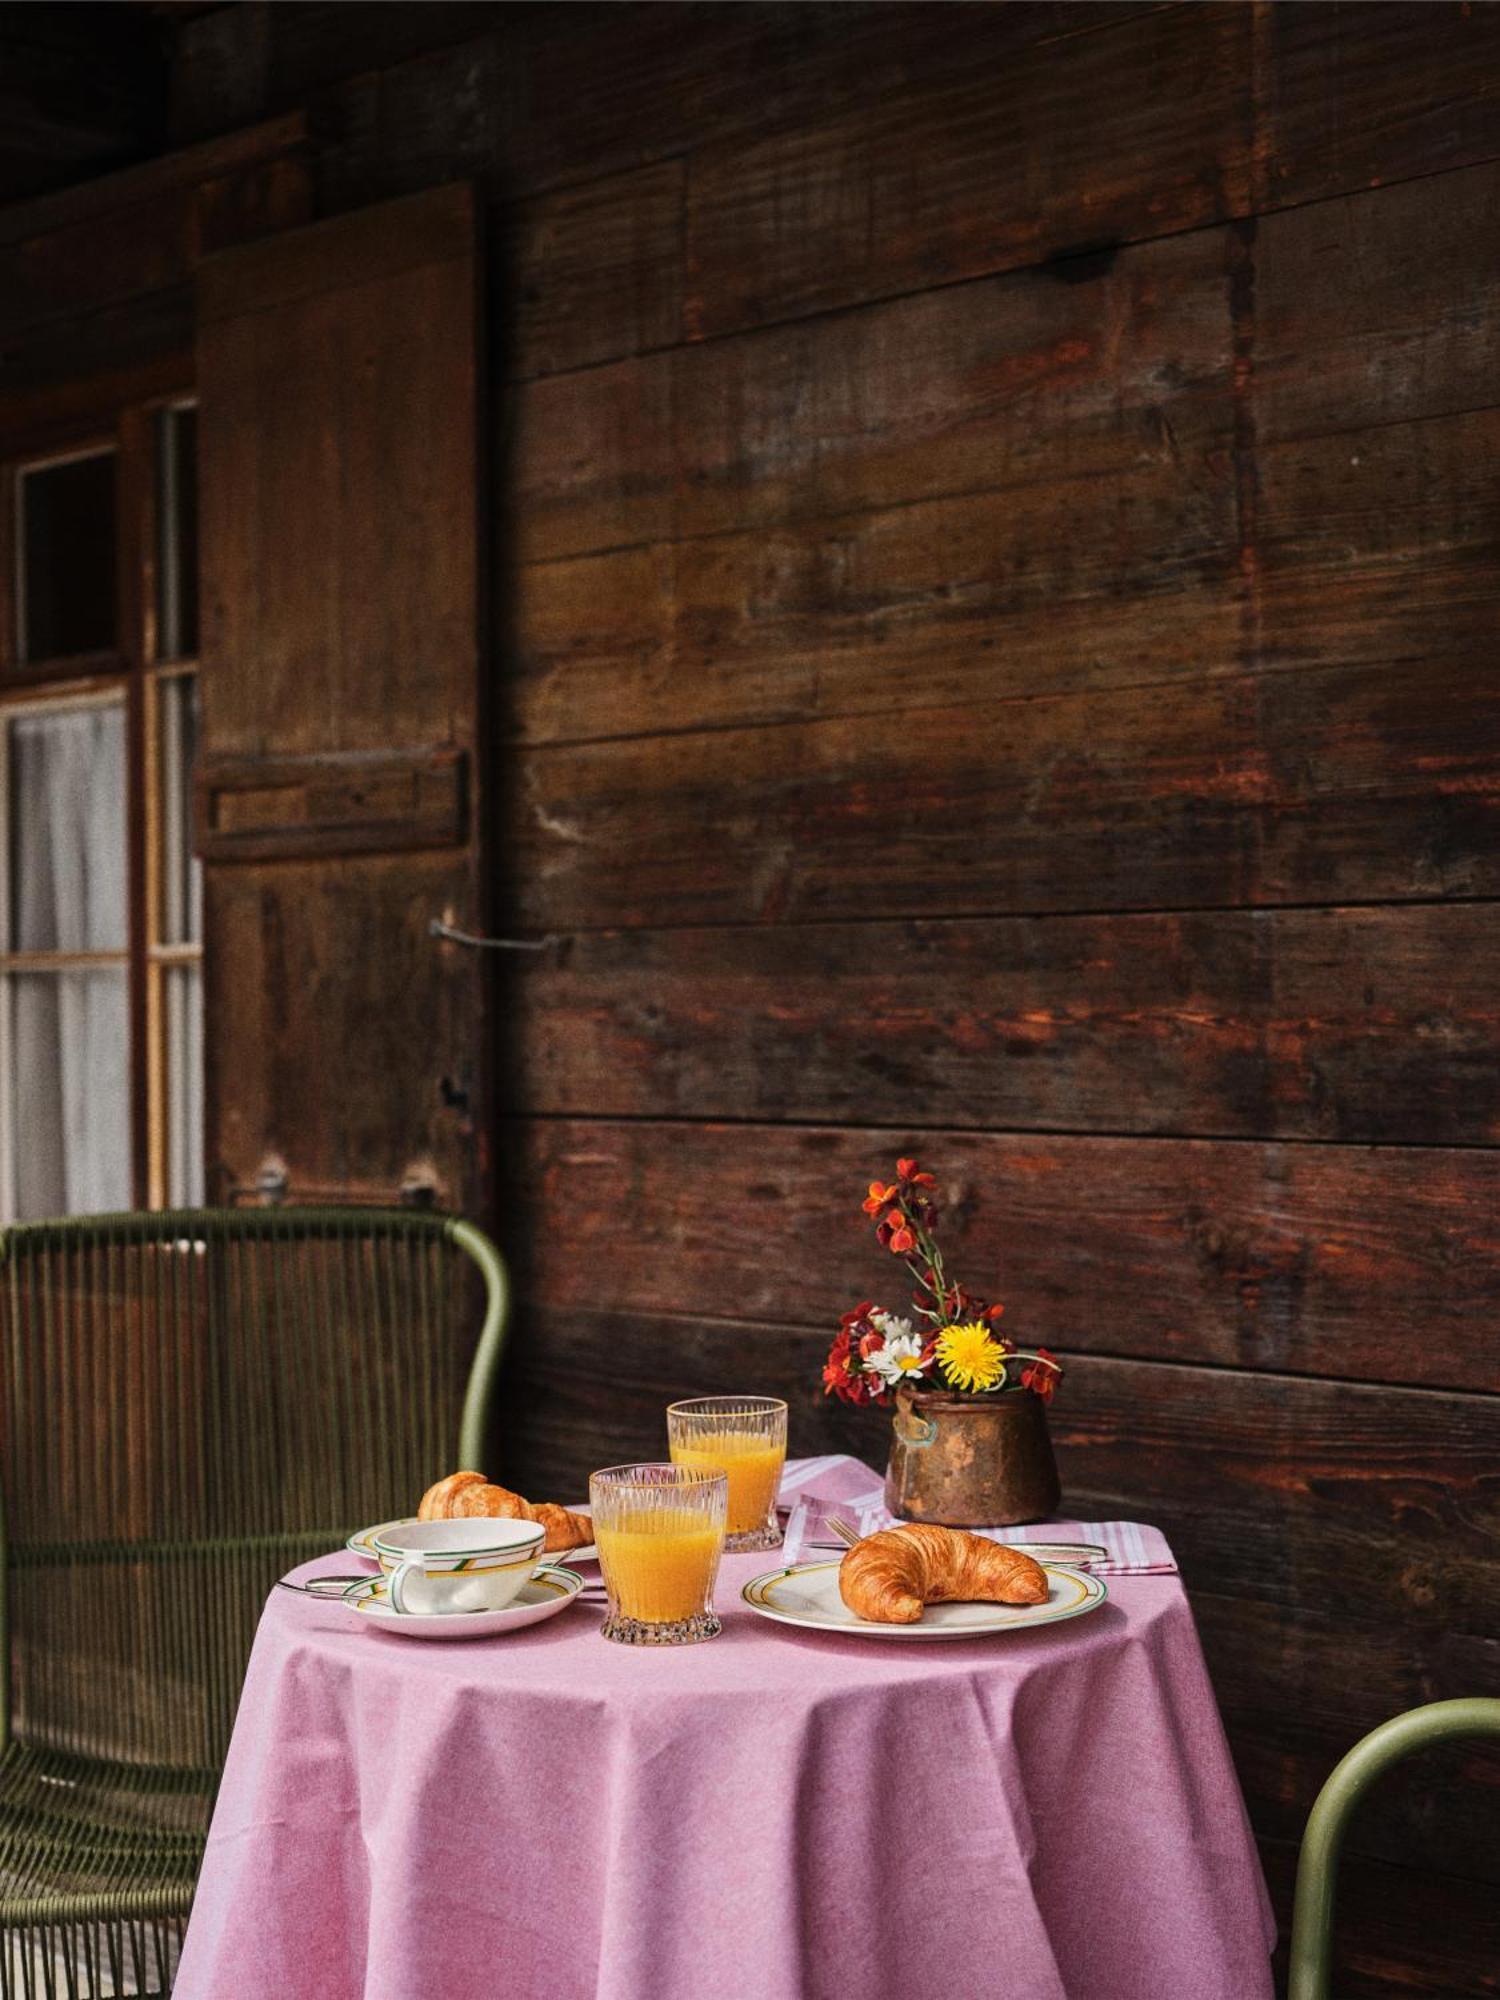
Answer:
[934, 1321, 1008, 1394]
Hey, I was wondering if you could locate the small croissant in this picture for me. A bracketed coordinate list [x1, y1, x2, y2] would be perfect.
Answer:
[418, 1471, 592, 1553]
[839, 1524, 1049, 1624]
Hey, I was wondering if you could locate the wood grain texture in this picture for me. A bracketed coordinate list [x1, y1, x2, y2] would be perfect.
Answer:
[1264, 1, 1500, 211]
[684, 4, 1252, 338]
[508, 159, 683, 380]
[498, 1118, 1500, 1393]
[499, 657, 1500, 929]
[499, 4, 1152, 204]
[197, 187, 488, 1214]
[199, 185, 478, 757]
[206, 852, 483, 1208]
[1255, 158, 1500, 444]
[503, 903, 1500, 1145]
[0, 115, 310, 340]
[514, 216, 1233, 556]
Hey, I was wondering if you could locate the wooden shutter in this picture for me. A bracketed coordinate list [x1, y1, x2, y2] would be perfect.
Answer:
[195, 183, 488, 1216]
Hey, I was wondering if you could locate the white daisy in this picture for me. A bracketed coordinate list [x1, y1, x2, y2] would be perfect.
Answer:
[869, 1311, 916, 1343]
[867, 1331, 929, 1388]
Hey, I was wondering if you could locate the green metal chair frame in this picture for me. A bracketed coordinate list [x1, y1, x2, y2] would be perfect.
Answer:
[0, 1206, 507, 1999]
[1288, 1697, 1500, 2000]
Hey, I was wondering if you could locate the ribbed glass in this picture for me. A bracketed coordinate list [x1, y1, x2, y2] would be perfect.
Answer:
[666, 1396, 788, 1551]
[589, 1464, 727, 1645]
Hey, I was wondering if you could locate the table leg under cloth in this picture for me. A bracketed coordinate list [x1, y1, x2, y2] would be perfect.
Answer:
[176, 1465, 1274, 2000]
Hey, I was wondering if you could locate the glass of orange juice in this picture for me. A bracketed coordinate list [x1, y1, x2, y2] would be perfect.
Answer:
[589, 1464, 728, 1645]
[666, 1396, 788, 1552]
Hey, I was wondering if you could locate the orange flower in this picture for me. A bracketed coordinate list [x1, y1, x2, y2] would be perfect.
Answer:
[863, 1181, 899, 1216]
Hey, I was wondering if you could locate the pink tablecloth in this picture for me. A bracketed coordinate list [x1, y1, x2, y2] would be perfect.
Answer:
[176, 1458, 1274, 2000]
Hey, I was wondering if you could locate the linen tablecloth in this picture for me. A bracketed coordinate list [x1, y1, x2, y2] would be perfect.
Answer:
[176, 1456, 1274, 2000]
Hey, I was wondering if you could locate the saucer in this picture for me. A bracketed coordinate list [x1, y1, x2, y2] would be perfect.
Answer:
[337, 1566, 586, 1639]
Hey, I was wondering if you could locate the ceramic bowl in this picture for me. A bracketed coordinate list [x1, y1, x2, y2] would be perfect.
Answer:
[371, 1516, 546, 1616]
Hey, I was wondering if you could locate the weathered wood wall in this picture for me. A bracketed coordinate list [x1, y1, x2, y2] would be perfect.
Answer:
[163, 6, 1500, 1994]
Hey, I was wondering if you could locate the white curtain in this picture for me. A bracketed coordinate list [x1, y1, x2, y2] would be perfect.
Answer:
[9, 704, 131, 1219]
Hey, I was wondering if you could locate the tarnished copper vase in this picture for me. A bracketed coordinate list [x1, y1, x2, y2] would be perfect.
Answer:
[885, 1387, 1061, 1526]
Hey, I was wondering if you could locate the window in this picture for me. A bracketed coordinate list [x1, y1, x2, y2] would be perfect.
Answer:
[0, 397, 203, 1220]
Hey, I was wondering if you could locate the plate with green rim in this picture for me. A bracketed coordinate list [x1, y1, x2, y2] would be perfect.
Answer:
[338, 1566, 587, 1639]
[742, 1560, 1107, 1639]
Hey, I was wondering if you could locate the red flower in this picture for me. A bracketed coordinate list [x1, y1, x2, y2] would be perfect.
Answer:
[862, 1181, 899, 1216]
[1020, 1348, 1060, 1403]
[858, 1329, 886, 1359]
[822, 1329, 856, 1400]
[896, 1158, 937, 1188]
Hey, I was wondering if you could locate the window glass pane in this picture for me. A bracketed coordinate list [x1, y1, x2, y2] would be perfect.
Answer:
[11, 969, 130, 1219]
[8, 704, 128, 953]
[157, 676, 200, 947]
[18, 450, 117, 663]
[156, 407, 198, 661]
[165, 962, 203, 1206]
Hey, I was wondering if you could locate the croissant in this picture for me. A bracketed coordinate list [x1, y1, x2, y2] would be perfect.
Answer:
[839, 1524, 1049, 1624]
[418, 1471, 593, 1553]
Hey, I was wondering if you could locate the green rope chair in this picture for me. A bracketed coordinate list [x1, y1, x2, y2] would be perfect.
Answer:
[0, 1207, 507, 1999]
[1289, 1697, 1500, 1999]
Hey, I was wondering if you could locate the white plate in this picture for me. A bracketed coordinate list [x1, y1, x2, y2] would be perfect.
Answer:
[742, 1560, 1108, 1639]
[337, 1566, 587, 1638]
[347, 1509, 597, 1566]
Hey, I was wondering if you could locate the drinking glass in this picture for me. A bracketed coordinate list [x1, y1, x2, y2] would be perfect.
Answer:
[666, 1396, 788, 1552]
[589, 1463, 728, 1646]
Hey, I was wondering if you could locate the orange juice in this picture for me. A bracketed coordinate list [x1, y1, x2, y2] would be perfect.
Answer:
[594, 1510, 723, 1624]
[671, 1431, 786, 1536]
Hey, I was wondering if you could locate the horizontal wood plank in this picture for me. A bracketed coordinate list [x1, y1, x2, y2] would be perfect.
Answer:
[1256, 408, 1500, 674]
[683, 5, 1252, 339]
[513, 222, 1234, 556]
[509, 356, 676, 567]
[1256, 158, 1500, 445]
[498, 1120, 1500, 1392]
[501, 4, 1151, 204]
[511, 472, 1240, 741]
[505, 903, 1500, 1146]
[1265, 1, 1500, 212]
[498, 657, 1500, 928]
[508, 159, 683, 380]
[508, 394, 1498, 746]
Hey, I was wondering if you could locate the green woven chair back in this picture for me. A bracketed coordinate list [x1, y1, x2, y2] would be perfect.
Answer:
[0, 1208, 505, 1775]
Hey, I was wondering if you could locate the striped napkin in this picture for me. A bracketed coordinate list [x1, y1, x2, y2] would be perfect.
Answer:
[779, 1460, 1175, 1575]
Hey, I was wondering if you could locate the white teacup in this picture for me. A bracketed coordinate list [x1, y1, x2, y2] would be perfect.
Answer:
[372, 1516, 546, 1616]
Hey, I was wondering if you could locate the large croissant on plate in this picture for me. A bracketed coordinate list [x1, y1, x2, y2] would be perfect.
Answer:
[418, 1471, 592, 1554]
[839, 1524, 1049, 1624]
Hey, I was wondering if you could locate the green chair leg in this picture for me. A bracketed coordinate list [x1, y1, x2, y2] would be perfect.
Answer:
[1288, 1697, 1500, 2000]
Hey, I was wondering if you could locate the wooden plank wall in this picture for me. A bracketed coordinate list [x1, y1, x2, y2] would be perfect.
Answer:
[166, 6, 1500, 1993]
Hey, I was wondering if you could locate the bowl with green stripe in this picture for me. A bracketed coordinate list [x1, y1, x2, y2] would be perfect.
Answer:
[372, 1516, 546, 1615]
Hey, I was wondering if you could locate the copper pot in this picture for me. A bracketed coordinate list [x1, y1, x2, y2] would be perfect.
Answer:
[884, 1386, 1061, 1526]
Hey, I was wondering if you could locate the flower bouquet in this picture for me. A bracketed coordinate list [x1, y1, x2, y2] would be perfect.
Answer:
[821, 1158, 1064, 1526]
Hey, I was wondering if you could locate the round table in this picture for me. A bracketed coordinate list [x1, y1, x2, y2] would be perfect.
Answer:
[176, 1500, 1274, 2000]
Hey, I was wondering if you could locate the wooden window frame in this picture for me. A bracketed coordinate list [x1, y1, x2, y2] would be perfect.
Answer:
[0, 384, 202, 1217]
